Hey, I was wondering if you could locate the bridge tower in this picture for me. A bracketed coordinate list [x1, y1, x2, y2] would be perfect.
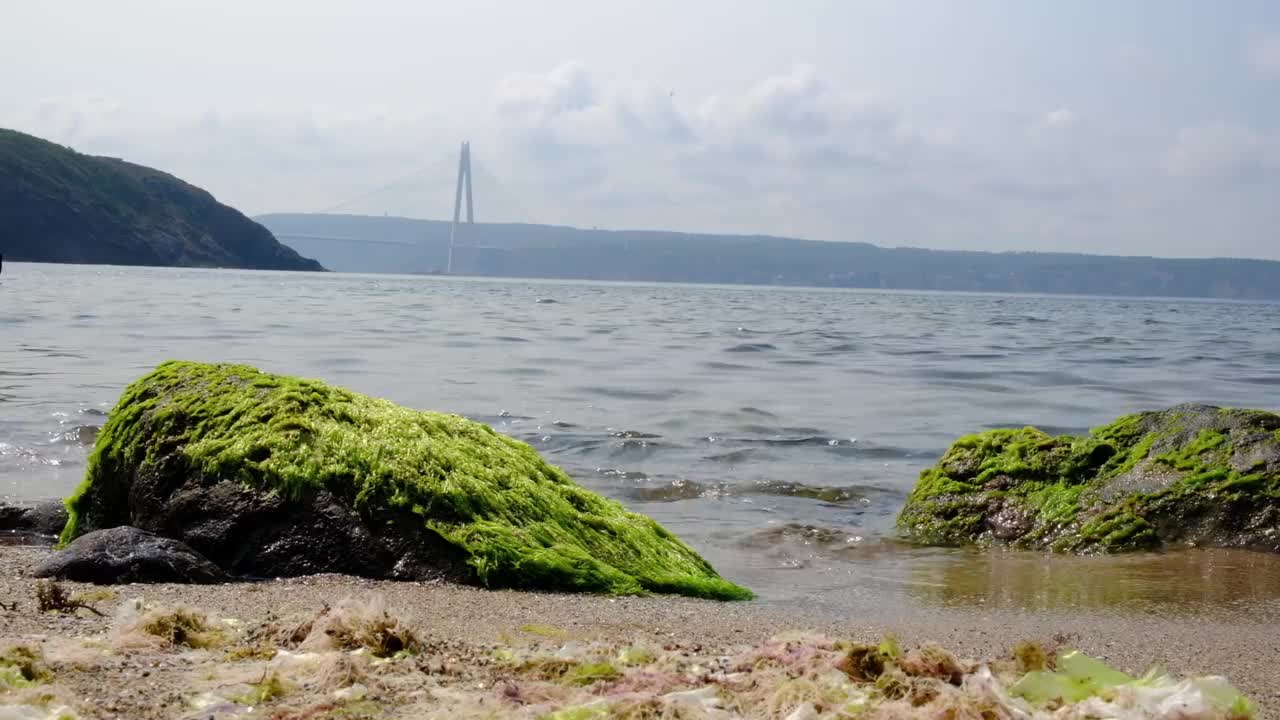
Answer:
[447, 141, 474, 274]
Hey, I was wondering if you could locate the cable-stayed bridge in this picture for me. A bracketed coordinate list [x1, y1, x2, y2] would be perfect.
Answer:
[269, 142, 539, 272]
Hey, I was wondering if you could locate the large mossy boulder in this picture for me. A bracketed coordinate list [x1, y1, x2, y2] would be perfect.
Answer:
[61, 361, 752, 600]
[897, 405, 1280, 553]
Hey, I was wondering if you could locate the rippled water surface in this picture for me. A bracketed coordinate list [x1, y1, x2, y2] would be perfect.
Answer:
[3, 263, 1280, 615]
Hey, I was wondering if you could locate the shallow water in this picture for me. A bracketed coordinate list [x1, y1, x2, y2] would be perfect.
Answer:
[3, 262, 1280, 616]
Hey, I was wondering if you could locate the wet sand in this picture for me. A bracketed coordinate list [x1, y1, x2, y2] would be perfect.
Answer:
[1, 545, 1277, 718]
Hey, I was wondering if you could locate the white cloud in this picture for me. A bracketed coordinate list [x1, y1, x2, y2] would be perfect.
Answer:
[1165, 123, 1275, 181]
[1251, 32, 1280, 76]
[493, 61, 598, 126]
[8, 58, 1280, 260]
[1045, 109, 1077, 129]
[6, 96, 460, 214]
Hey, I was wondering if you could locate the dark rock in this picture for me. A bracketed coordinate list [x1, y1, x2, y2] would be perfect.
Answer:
[33, 526, 228, 584]
[897, 404, 1280, 553]
[0, 500, 68, 538]
[60, 361, 752, 599]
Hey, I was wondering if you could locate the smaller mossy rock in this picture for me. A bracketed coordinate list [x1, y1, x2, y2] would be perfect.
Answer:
[62, 361, 751, 600]
[897, 404, 1280, 553]
[34, 526, 228, 584]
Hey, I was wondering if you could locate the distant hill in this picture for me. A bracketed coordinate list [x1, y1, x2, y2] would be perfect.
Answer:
[0, 129, 322, 271]
[259, 213, 1280, 300]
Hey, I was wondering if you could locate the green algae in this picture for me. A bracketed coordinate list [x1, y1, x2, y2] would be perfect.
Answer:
[234, 671, 288, 706]
[63, 361, 751, 600]
[0, 645, 50, 689]
[138, 607, 225, 649]
[520, 624, 571, 639]
[567, 661, 621, 686]
[898, 404, 1280, 553]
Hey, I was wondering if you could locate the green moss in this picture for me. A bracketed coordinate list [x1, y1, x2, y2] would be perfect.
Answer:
[615, 646, 655, 666]
[235, 671, 288, 705]
[225, 644, 278, 662]
[1103, 432, 1156, 479]
[520, 624, 570, 639]
[541, 706, 609, 720]
[515, 657, 580, 681]
[1075, 509, 1158, 551]
[567, 661, 620, 686]
[1023, 484, 1083, 525]
[1218, 473, 1265, 491]
[64, 361, 751, 600]
[139, 608, 225, 649]
[0, 645, 50, 689]
[1012, 642, 1050, 673]
[898, 404, 1280, 553]
[1157, 429, 1227, 470]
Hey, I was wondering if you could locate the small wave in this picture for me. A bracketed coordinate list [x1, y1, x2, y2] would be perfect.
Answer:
[0, 444, 64, 467]
[317, 357, 367, 369]
[580, 386, 683, 402]
[53, 425, 98, 446]
[608, 430, 661, 439]
[740, 523, 862, 549]
[928, 369, 996, 381]
[883, 348, 942, 356]
[700, 361, 751, 371]
[618, 479, 716, 503]
[595, 468, 650, 481]
[705, 448, 767, 464]
[725, 343, 777, 353]
[534, 298, 559, 304]
[738, 406, 778, 418]
[762, 435, 830, 446]
[748, 481, 876, 504]
[495, 367, 549, 376]
[818, 343, 860, 354]
[494, 336, 530, 343]
[1239, 375, 1280, 386]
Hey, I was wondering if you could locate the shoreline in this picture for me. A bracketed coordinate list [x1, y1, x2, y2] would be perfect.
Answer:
[2, 546, 1275, 718]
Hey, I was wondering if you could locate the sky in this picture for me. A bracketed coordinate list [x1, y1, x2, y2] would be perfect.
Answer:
[4, 0, 1280, 260]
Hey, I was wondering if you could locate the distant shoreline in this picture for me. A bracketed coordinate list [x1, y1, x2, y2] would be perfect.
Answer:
[5, 259, 1279, 305]
[255, 213, 1280, 301]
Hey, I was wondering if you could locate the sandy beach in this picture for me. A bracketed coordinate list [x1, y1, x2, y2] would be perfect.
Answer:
[1, 544, 1275, 719]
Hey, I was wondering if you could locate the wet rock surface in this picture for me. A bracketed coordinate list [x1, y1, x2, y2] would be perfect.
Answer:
[33, 526, 228, 584]
[897, 404, 1280, 553]
[0, 499, 68, 538]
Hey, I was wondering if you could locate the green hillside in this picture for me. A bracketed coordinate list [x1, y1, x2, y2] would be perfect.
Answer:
[0, 129, 322, 271]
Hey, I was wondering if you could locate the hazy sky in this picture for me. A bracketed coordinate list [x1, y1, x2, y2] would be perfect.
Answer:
[4, 1, 1280, 259]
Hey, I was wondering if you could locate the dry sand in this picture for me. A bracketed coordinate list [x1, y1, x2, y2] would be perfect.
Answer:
[0, 545, 1276, 719]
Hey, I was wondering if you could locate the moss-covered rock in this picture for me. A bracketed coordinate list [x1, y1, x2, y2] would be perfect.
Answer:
[62, 361, 752, 600]
[897, 404, 1280, 553]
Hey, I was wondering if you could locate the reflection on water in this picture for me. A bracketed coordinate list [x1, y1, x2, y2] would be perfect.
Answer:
[906, 547, 1280, 613]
